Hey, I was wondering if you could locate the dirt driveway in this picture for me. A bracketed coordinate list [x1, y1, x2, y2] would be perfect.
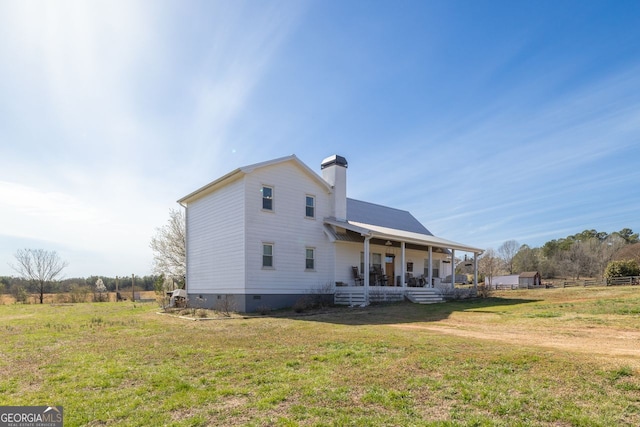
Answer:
[390, 311, 640, 368]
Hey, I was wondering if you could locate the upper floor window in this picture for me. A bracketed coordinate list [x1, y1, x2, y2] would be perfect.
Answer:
[305, 195, 315, 218]
[262, 243, 273, 268]
[306, 248, 315, 270]
[262, 186, 273, 211]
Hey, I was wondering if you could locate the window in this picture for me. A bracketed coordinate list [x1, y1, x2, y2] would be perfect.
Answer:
[262, 244, 273, 268]
[372, 253, 382, 271]
[406, 262, 414, 273]
[305, 195, 315, 218]
[262, 186, 273, 211]
[305, 248, 315, 270]
[362, 252, 382, 273]
[424, 259, 440, 278]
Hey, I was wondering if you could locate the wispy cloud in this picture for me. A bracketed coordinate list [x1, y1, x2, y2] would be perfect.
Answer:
[0, 1, 309, 275]
[179, 1, 307, 176]
[377, 61, 640, 250]
[1, 1, 638, 273]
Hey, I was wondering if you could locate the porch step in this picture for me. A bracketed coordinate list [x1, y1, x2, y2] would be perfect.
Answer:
[334, 288, 445, 306]
[405, 289, 445, 304]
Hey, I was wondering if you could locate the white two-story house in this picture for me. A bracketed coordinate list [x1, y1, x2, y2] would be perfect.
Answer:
[178, 154, 483, 312]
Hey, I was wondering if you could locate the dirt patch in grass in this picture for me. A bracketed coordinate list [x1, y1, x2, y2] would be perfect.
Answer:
[388, 287, 640, 368]
[390, 323, 640, 367]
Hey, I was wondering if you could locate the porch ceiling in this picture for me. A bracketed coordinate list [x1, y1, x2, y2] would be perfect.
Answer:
[324, 218, 484, 254]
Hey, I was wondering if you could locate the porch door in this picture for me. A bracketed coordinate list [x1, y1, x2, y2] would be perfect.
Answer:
[385, 254, 395, 286]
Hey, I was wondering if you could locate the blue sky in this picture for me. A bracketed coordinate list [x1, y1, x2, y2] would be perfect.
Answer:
[1, 0, 639, 277]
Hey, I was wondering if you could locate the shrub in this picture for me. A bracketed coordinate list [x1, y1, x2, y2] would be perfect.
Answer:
[477, 283, 493, 298]
[69, 284, 90, 303]
[55, 293, 70, 304]
[196, 309, 208, 318]
[214, 295, 236, 317]
[307, 282, 334, 309]
[604, 260, 640, 281]
[256, 305, 271, 315]
[293, 297, 309, 313]
[12, 285, 28, 304]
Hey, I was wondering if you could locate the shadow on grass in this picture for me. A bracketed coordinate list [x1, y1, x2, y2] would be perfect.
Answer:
[282, 297, 539, 326]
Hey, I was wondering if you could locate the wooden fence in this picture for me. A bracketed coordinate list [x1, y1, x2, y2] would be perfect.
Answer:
[608, 276, 640, 286]
[559, 276, 639, 288]
[488, 277, 640, 290]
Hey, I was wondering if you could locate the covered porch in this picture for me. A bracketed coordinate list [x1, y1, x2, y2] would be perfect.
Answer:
[324, 218, 484, 305]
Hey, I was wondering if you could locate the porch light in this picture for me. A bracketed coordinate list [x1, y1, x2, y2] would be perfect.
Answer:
[385, 240, 392, 246]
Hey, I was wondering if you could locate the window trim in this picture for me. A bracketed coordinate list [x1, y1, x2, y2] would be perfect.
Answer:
[305, 195, 315, 219]
[305, 247, 315, 271]
[261, 185, 274, 212]
[262, 243, 274, 269]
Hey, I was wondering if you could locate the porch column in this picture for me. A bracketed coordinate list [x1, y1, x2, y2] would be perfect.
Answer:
[428, 246, 433, 288]
[364, 236, 371, 304]
[401, 241, 406, 288]
[451, 249, 455, 287]
[473, 252, 479, 289]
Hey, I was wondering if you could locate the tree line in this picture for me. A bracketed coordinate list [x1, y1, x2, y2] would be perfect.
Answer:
[0, 274, 166, 302]
[473, 228, 640, 281]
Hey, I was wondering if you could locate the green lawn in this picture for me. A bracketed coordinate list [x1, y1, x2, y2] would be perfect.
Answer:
[1, 287, 640, 426]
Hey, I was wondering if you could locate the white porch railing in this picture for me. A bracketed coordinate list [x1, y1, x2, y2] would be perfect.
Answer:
[334, 286, 445, 305]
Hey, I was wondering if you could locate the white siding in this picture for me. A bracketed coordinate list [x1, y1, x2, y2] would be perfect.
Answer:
[335, 242, 363, 285]
[244, 161, 333, 294]
[186, 177, 245, 294]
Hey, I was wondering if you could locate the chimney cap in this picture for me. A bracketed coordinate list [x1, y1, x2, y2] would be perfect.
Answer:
[321, 155, 348, 169]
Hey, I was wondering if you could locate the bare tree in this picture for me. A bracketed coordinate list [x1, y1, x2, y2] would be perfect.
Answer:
[594, 235, 626, 278]
[478, 248, 500, 290]
[614, 242, 640, 264]
[150, 209, 186, 280]
[10, 249, 68, 304]
[498, 240, 519, 274]
[560, 240, 592, 280]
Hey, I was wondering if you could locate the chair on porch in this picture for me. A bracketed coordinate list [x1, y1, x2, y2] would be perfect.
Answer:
[417, 274, 426, 287]
[373, 266, 388, 286]
[351, 266, 364, 286]
[406, 273, 417, 287]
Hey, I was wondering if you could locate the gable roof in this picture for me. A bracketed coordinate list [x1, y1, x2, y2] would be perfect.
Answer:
[178, 154, 483, 254]
[323, 198, 482, 253]
[520, 271, 540, 278]
[346, 199, 433, 235]
[178, 154, 331, 205]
